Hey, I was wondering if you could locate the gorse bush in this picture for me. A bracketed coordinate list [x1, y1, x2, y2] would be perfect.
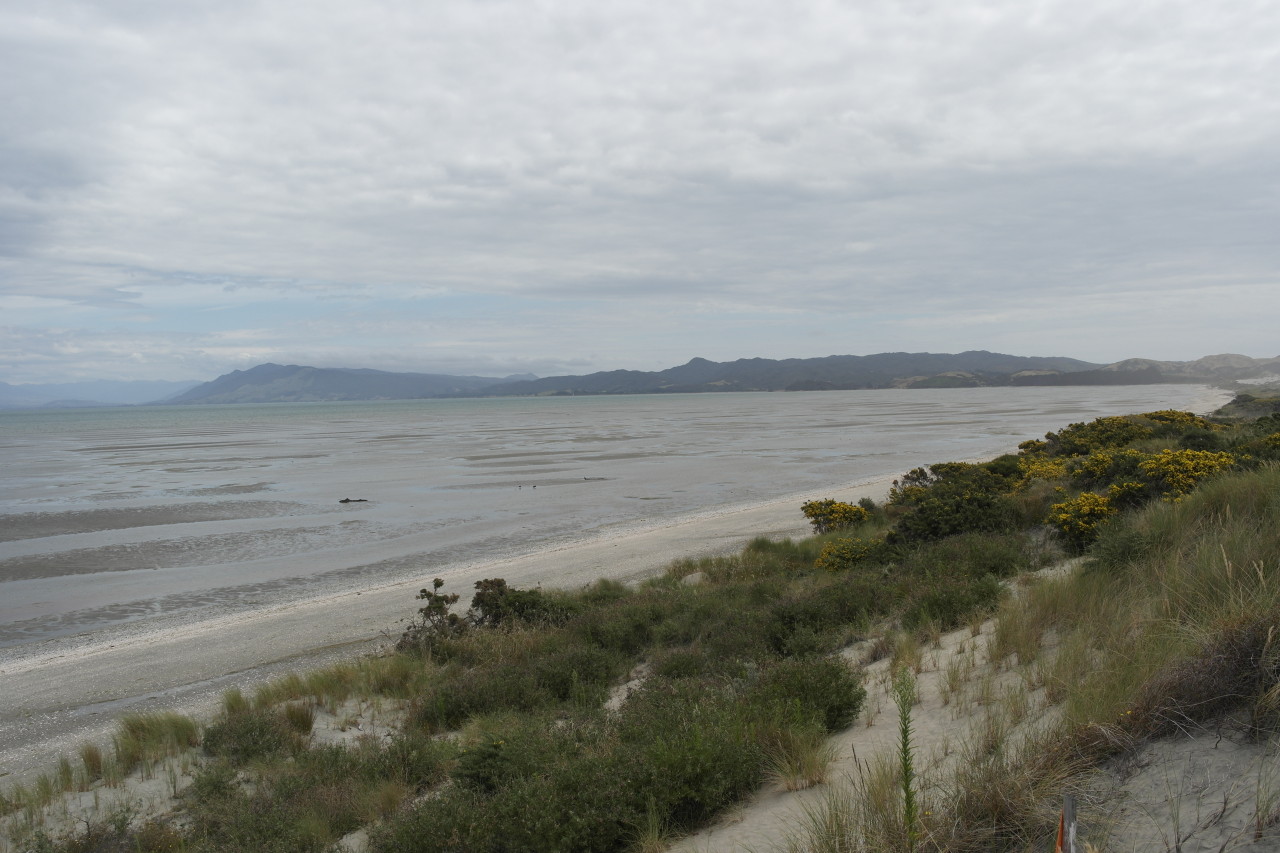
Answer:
[1048, 492, 1117, 552]
[1137, 447, 1237, 497]
[1044, 415, 1154, 455]
[815, 536, 895, 571]
[801, 500, 872, 534]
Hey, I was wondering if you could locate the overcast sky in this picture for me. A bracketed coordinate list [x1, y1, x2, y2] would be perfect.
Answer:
[2, 0, 1277, 383]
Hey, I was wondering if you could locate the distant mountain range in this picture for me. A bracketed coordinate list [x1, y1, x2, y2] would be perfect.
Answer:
[4, 352, 1275, 409]
[151, 352, 1280, 405]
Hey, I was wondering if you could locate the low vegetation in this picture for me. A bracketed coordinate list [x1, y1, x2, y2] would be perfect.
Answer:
[7, 404, 1280, 852]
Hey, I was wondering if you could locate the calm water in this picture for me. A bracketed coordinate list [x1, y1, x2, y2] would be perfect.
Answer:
[0, 386, 1230, 653]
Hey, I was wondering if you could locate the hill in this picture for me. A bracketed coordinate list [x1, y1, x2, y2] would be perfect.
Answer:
[160, 364, 534, 405]
[144, 351, 1280, 405]
[472, 351, 1121, 395]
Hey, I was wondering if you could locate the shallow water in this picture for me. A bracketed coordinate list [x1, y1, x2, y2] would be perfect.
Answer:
[0, 386, 1230, 653]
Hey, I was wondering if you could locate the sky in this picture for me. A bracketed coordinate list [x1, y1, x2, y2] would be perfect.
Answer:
[2, 0, 1278, 384]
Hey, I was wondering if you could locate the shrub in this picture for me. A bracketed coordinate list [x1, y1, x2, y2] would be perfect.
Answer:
[764, 585, 868, 656]
[1138, 448, 1238, 498]
[1016, 453, 1067, 485]
[901, 531, 1032, 580]
[901, 573, 1004, 630]
[452, 736, 514, 794]
[619, 679, 767, 828]
[801, 499, 871, 534]
[470, 577, 578, 627]
[885, 463, 1020, 544]
[1044, 416, 1154, 455]
[1140, 409, 1218, 432]
[750, 656, 866, 732]
[889, 488, 1018, 544]
[202, 708, 302, 763]
[1048, 492, 1117, 552]
[531, 645, 624, 701]
[412, 663, 554, 732]
[396, 578, 467, 653]
[815, 536, 893, 571]
[1069, 447, 1148, 489]
[1106, 480, 1151, 511]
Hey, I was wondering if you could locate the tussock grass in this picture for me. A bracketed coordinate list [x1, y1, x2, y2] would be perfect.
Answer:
[765, 725, 839, 791]
[112, 712, 201, 775]
[78, 743, 103, 784]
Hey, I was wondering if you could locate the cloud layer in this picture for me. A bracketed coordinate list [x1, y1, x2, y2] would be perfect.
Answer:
[2, 0, 1277, 381]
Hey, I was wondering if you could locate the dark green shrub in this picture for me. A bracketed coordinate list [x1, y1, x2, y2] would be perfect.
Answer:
[570, 598, 664, 655]
[901, 573, 1003, 630]
[901, 532, 1031, 580]
[579, 577, 632, 605]
[982, 453, 1024, 481]
[396, 578, 467, 653]
[453, 736, 515, 794]
[765, 590, 847, 656]
[361, 729, 454, 790]
[750, 656, 866, 731]
[470, 577, 579, 627]
[889, 489, 1018, 544]
[202, 708, 301, 763]
[618, 679, 766, 828]
[531, 645, 624, 701]
[814, 536, 896, 571]
[411, 663, 554, 731]
[650, 646, 710, 679]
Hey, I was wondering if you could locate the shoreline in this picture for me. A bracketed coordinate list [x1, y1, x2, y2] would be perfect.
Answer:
[0, 473, 898, 784]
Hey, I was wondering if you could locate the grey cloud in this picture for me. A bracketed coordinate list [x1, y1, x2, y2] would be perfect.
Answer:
[1, 0, 1278, 381]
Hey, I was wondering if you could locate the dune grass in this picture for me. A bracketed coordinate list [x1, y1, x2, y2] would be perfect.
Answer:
[784, 462, 1280, 852]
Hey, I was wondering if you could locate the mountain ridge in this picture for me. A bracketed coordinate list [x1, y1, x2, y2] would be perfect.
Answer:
[162, 351, 1274, 405]
[10, 352, 1273, 409]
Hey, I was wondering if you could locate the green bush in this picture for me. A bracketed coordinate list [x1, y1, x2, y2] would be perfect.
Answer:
[470, 577, 579, 627]
[411, 663, 554, 732]
[618, 679, 767, 828]
[890, 489, 1018, 544]
[202, 708, 301, 764]
[750, 656, 866, 732]
[531, 645, 624, 701]
[570, 598, 664, 655]
[901, 573, 1004, 631]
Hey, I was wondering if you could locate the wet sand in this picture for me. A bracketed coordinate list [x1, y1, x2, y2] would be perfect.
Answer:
[0, 477, 891, 783]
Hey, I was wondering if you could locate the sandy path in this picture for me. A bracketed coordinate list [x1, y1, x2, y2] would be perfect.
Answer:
[0, 477, 892, 784]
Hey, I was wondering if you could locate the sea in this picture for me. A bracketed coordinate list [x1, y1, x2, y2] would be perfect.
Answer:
[0, 385, 1231, 659]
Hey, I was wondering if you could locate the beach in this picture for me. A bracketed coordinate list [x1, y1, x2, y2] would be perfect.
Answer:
[0, 385, 1234, 783]
[0, 476, 894, 783]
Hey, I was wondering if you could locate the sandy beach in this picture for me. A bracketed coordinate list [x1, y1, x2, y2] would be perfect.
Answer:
[0, 476, 892, 785]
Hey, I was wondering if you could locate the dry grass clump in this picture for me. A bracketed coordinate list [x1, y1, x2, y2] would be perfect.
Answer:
[765, 725, 840, 792]
[112, 712, 201, 776]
